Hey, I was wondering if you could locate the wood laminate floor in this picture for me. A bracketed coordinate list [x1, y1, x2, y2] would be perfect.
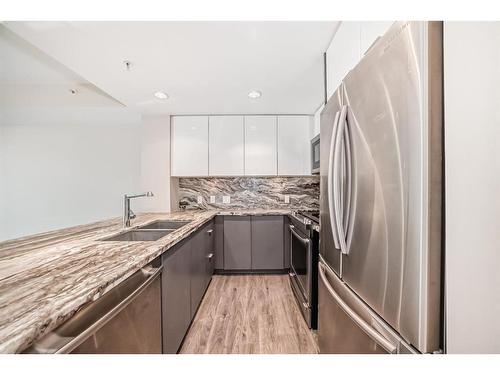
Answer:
[180, 275, 318, 354]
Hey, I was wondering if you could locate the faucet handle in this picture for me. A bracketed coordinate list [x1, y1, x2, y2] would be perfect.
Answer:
[129, 209, 136, 220]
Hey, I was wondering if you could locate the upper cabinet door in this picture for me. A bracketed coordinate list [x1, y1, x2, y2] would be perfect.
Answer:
[277, 116, 312, 175]
[171, 116, 208, 176]
[360, 22, 393, 56]
[326, 22, 394, 100]
[244, 116, 277, 176]
[209, 116, 244, 176]
[326, 21, 361, 99]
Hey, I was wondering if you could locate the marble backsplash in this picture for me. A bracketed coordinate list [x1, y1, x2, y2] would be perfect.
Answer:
[177, 176, 319, 210]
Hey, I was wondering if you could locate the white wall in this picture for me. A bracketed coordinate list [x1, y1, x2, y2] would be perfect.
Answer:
[137, 115, 171, 212]
[0, 108, 142, 241]
[444, 22, 500, 354]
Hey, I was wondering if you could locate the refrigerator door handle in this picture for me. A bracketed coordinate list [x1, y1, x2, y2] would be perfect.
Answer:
[318, 262, 398, 354]
[327, 110, 341, 249]
[333, 105, 348, 255]
[343, 106, 357, 253]
[343, 112, 353, 252]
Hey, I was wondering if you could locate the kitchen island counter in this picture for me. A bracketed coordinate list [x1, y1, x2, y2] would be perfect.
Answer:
[0, 208, 305, 353]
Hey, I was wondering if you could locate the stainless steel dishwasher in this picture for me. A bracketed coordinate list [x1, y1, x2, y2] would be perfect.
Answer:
[24, 261, 163, 354]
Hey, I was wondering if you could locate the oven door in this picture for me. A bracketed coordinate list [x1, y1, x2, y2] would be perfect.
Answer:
[290, 224, 312, 305]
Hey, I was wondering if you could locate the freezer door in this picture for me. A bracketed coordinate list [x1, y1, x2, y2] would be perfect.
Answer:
[340, 21, 442, 353]
[319, 88, 343, 276]
[318, 259, 402, 354]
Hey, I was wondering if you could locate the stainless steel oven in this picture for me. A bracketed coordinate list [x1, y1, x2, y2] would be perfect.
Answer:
[311, 134, 320, 174]
[288, 211, 319, 329]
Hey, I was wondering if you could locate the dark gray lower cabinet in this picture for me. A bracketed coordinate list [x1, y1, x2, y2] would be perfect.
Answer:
[204, 222, 215, 283]
[190, 221, 214, 318]
[284, 215, 291, 269]
[222, 215, 285, 272]
[214, 216, 224, 270]
[251, 216, 284, 270]
[162, 219, 215, 354]
[223, 216, 252, 270]
[162, 240, 191, 354]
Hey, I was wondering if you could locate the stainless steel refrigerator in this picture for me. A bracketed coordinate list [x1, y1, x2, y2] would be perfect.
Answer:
[318, 21, 443, 354]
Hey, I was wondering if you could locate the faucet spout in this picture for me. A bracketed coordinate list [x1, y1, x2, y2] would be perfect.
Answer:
[125, 191, 154, 199]
[123, 191, 154, 227]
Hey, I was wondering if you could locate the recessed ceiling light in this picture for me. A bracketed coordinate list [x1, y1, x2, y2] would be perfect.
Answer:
[248, 90, 262, 99]
[154, 91, 169, 100]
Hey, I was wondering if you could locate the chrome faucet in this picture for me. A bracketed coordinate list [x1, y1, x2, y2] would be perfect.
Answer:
[123, 191, 154, 227]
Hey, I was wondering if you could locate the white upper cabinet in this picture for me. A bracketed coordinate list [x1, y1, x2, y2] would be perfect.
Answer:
[172, 114, 312, 177]
[277, 116, 312, 175]
[209, 116, 244, 176]
[171, 116, 209, 176]
[360, 22, 393, 56]
[326, 21, 361, 99]
[326, 22, 394, 100]
[244, 116, 277, 176]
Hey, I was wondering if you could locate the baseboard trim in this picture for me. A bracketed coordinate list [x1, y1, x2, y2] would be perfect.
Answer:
[215, 269, 289, 275]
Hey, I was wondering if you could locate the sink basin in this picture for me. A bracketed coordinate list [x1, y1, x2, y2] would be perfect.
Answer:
[101, 229, 172, 242]
[138, 220, 190, 230]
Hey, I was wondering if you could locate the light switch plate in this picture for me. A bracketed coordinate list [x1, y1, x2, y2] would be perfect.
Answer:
[210, 196, 216, 203]
[197, 196, 203, 204]
[223, 195, 230, 204]
[284, 195, 290, 204]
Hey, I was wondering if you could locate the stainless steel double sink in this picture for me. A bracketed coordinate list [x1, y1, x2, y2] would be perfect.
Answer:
[101, 220, 190, 242]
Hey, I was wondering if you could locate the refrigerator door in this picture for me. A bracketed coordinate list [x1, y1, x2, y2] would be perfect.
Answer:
[319, 88, 343, 276]
[340, 21, 442, 353]
[318, 259, 403, 354]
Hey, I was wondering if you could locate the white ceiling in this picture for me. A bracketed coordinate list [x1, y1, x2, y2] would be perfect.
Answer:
[4, 21, 338, 115]
[0, 25, 123, 108]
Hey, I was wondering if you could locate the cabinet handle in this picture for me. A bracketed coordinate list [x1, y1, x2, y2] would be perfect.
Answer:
[207, 229, 213, 235]
[206, 253, 214, 260]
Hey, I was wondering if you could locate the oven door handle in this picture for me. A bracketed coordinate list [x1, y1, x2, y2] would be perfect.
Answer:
[289, 225, 311, 245]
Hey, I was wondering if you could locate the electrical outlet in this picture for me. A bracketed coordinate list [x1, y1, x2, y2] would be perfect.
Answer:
[223, 195, 230, 204]
[284, 195, 290, 204]
[210, 196, 216, 204]
[197, 196, 203, 204]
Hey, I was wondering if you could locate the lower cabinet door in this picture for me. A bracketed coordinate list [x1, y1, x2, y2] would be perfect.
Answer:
[251, 216, 284, 270]
[284, 215, 291, 269]
[223, 216, 252, 270]
[162, 241, 192, 354]
[190, 226, 208, 318]
[214, 216, 224, 270]
[204, 222, 215, 284]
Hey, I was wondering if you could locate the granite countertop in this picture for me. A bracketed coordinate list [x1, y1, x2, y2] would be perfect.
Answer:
[0, 208, 301, 353]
